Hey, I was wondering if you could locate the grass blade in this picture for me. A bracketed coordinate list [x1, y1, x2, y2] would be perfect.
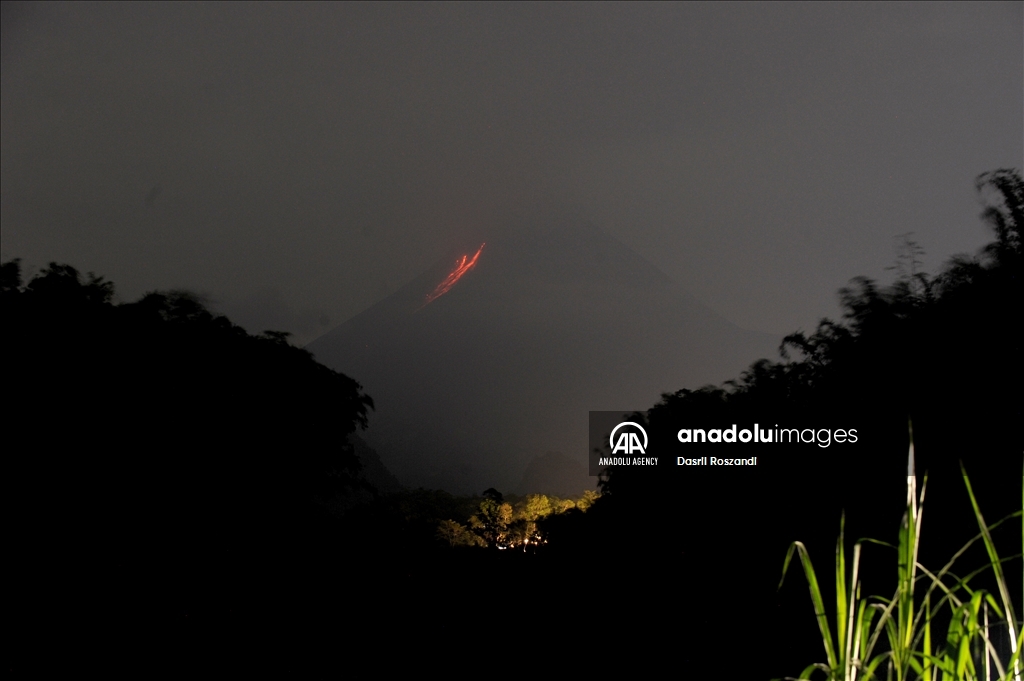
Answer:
[781, 540, 839, 672]
[961, 463, 1020, 681]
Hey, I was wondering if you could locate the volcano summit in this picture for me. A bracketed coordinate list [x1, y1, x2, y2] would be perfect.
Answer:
[307, 212, 777, 493]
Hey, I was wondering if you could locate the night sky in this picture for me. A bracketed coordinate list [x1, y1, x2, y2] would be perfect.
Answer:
[3, 3, 1019, 346]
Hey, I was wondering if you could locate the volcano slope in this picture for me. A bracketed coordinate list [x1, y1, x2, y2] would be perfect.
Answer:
[307, 214, 777, 493]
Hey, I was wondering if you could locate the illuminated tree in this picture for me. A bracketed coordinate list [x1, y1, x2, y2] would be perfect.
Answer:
[469, 497, 514, 548]
[436, 519, 485, 547]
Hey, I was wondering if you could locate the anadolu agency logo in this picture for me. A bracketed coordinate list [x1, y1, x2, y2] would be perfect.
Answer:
[610, 421, 648, 454]
[596, 421, 658, 467]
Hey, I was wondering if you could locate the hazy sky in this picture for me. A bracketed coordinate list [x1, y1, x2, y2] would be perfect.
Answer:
[2, 2, 1021, 345]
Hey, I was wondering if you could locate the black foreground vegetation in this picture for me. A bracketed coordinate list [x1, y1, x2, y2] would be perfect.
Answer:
[4, 170, 1021, 676]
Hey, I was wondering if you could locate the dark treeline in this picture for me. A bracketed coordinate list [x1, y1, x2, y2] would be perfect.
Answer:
[2, 263, 376, 534]
[550, 169, 1023, 674]
[2, 267, 376, 671]
[596, 169, 1021, 560]
[4, 170, 1021, 675]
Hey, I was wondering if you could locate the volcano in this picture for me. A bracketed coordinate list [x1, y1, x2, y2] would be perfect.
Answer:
[307, 211, 778, 493]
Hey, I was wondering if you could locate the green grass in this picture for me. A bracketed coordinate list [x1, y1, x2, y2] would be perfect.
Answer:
[777, 427, 1022, 681]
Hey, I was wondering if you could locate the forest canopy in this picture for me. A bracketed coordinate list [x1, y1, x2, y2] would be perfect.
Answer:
[2, 262, 375, 564]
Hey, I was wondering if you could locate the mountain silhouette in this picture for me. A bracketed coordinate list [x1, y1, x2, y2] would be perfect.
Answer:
[307, 209, 777, 492]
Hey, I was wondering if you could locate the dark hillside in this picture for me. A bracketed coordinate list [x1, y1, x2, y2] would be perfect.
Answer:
[2, 264, 373, 671]
[555, 169, 1024, 677]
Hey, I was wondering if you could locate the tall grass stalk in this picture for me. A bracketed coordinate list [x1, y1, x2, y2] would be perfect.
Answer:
[960, 464, 1021, 681]
[777, 428, 1022, 681]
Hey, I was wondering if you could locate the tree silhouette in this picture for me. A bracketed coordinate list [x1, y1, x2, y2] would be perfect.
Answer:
[551, 169, 1023, 678]
[3, 262, 376, 654]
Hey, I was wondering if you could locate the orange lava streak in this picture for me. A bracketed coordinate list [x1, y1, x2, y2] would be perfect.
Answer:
[423, 243, 485, 306]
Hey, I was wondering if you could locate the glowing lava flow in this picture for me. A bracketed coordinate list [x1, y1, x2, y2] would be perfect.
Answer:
[422, 243, 485, 307]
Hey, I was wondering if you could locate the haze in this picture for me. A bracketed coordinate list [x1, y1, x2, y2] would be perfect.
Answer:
[3, 3, 1020, 343]
[2, 2, 1021, 492]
